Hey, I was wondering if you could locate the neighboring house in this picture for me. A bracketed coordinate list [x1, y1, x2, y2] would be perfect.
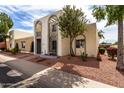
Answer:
[0, 42, 5, 49]
[34, 11, 99, 57]
[99, 42, 112, 48]
[6, 30, 34, 52]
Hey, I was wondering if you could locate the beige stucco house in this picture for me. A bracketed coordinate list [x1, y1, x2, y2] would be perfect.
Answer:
[7, 30, 34, 52]
[34, 11, 99, 57]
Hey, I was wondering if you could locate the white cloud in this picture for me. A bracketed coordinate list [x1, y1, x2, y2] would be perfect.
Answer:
[19, 21, 33, 27]
[13, 28, 33, 33]
[0, 4, 121, 43]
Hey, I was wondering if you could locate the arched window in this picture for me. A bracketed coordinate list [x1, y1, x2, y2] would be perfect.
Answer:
[48, 15, 58, 55]
[35, 21, 42, 37]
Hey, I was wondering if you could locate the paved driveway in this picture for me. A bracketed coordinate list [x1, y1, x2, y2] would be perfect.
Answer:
[0, 63, 24, 88]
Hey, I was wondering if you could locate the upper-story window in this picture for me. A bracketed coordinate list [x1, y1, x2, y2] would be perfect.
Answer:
[36, 32, 41, 37]
[52, 24, 57, 32]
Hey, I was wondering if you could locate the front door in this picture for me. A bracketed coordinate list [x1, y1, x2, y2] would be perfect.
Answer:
[52, 40, 57, 55]
[37, 39, 41, 54]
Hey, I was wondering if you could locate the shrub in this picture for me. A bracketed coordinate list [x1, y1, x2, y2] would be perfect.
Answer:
[11, 47, 18, 54]
[107, 47, 117, 60]
[15, 43, 19, 52]
[11, 44, 20, 54]
[80, 52, 88, 61]
[99, 47, 106, 54]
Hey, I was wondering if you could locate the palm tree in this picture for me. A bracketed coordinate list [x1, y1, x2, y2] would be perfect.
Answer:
[92, 5, 124, 70]
[0, 12, 13, 49]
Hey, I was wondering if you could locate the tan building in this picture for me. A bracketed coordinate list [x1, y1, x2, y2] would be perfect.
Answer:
[34, 11, 99, 57]
[7, 30, 34, 52]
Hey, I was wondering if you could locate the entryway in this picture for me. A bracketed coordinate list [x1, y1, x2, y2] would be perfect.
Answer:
[36, 39, 41, 54]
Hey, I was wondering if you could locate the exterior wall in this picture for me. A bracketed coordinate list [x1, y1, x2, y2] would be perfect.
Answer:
[14, 30, 33, 39]
[6, 30, 15, 49]
[34, 11, 98, 57]
[61, 23, 98, 57]
[34, 10, 63, 55]
[15, 37, 33, 52]
[84, 23, 98, 57]
[6, 30, 34, 53]
[72, 35, 85, 56]
[41, 15, 49, 55]
[59, 37, 70, 56]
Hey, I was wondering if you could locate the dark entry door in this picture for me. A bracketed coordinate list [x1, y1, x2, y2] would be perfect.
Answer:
[52, 40, 57, 55]
[37, 39, 41, 54]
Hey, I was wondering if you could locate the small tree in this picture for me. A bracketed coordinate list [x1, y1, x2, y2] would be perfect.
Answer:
[58, 5, 88, 56]
[92, 5, 124, 70]
[0, 12, 13, 49]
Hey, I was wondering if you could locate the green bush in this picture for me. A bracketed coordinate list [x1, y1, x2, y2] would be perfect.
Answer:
[11, 44, 20, 54]
[99, 47, 106, 54]
[11, 47, 18, 54]
[80, 52, 88, 61]
[15, 43, 19, 52]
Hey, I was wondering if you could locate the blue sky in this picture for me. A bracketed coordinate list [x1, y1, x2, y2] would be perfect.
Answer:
[0, 5, 118, 43]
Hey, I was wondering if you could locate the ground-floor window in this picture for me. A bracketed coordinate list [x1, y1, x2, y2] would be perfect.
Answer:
[76, 39, 85, 48]
[21, 41, 26, 48]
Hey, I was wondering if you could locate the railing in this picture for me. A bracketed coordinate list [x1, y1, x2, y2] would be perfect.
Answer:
[36, 32, 41, 37]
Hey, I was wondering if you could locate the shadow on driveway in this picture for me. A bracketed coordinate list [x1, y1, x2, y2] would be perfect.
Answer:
[0, 64, 24, 88]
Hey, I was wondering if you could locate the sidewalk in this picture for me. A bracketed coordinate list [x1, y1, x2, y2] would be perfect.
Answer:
[0, 53, 116, 88]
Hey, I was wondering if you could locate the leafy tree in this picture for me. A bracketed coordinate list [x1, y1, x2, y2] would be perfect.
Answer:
[92, 5, 124, 70]
[98, 30, 104, 39]
[0, 34, 10, 42]
[58, 5, 88, 56]
[0, 12, 13, 48]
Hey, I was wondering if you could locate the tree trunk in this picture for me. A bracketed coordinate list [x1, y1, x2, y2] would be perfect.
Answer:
[116, 18, 124, 70]
[4, 38, 7, 50]
[82, 34, 86, 55]
[70, 37, 74, 56]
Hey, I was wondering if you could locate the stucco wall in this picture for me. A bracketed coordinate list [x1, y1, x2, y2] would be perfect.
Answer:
[34, 11, 63, 55]
[34, 11, 98, 57]
[84, 23, 98, 57]
[41, 15, 49, 55]
[7, 30, 33, 51]
[15, 37, 33, 52]
[60, 23, 98, 57]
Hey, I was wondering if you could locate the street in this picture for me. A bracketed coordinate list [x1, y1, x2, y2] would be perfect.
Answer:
[0, 63, 24, 88]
